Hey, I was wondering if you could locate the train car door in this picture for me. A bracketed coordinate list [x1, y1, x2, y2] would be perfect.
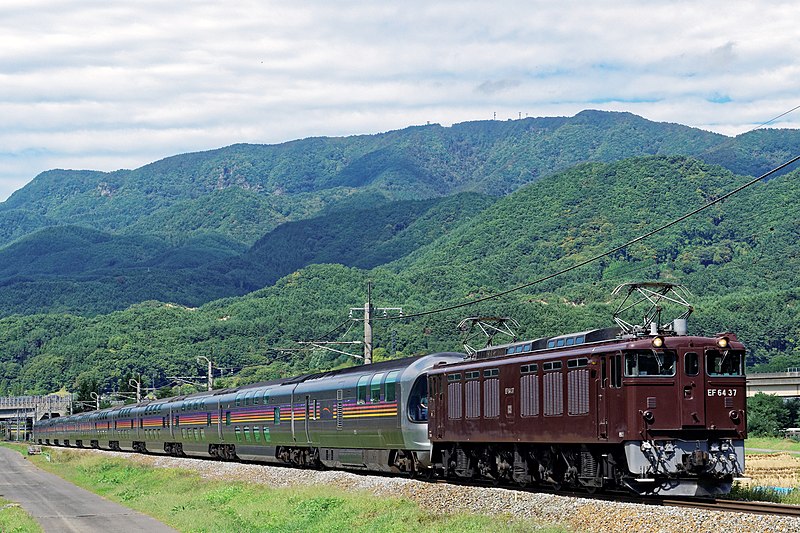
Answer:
[679, 350, 704, 426]
[217, 399, 223, 440]
[168, 405, 174, 439]
[304, 395, 312, 444]
[290, 391, 296, 443]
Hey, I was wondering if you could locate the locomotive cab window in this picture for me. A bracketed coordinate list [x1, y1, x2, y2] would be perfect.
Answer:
[706, 349, 744, 376]
[684, 352, 699, 376]
[624, 350, 677, 377]
[408, 375, 429, 423]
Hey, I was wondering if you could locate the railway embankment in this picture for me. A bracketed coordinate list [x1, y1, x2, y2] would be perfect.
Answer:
[21, 445, 800, 533]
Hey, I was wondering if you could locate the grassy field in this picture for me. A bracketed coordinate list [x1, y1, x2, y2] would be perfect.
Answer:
[723, 437, 800, 504]
[745, 437, 800, 453]
[0, 496, 42, 533]
[1, 444, 568, 533]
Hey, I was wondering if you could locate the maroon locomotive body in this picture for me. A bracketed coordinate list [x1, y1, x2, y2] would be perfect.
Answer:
[427, 327, 746, 496]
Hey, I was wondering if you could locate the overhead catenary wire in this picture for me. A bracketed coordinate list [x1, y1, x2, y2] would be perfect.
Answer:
[377, 153, 800, 321]
[312, 317, 353, 343]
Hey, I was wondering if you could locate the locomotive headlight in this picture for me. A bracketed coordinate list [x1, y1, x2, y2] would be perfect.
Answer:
[652, 336, 664, 348]
[717, 337, 729, 349]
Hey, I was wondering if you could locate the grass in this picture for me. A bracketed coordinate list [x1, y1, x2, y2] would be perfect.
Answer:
[0, 497, 42, 533]
[745, 436, 800, 454]
[727, 482, 799, 505]
[0, 444, 568, 533]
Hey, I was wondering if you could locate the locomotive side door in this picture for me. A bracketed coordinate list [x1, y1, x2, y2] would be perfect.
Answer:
[597, 356, 608, 440]
[429, 374, 445, 440]
[679, 350, 704, 426]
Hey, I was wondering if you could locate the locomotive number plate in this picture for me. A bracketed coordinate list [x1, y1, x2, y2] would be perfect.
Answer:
[707, 389, 737, 397]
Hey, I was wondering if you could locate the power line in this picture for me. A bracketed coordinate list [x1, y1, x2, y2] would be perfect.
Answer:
[750, 104, 800, 131]
[698, 104, 800, 159]
[378, 153, 800, 321]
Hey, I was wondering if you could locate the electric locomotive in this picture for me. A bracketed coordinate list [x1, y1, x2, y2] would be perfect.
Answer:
[427, 283, 746, 496]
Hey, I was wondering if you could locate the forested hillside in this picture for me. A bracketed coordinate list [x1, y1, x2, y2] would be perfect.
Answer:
[1, 111, 799, 318]
[0, 194, 493, 315]
[0, 155, 797, 396]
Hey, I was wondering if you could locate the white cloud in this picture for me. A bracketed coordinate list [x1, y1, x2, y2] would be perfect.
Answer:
[1, 0, 799, 200]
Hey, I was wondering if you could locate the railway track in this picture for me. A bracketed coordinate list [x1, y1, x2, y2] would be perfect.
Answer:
[660, 497, 800, 517]
[544, 490, 800, 518]
[432, 476, 800, 517]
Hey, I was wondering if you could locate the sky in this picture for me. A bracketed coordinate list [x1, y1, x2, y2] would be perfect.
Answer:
[2, 0, 799, 201]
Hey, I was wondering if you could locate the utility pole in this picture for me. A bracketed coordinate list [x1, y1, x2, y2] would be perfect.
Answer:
[364, 282, 373, 364]
[350, 282, 402, 365]
[293, 283, 402, 365]
[90, 392, 100, 411]
[197, 356, 214, 391]
[129, 378, 142, 403]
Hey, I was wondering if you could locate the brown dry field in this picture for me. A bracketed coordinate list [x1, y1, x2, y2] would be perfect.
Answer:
[744, 453, 800, 487]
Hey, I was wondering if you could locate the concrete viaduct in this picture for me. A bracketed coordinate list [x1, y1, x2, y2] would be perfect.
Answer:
[0, 395, 71, 440]
[746, 371, 800, 398]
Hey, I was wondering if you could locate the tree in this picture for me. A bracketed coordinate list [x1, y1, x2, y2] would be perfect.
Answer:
[747, 393, 791, 437]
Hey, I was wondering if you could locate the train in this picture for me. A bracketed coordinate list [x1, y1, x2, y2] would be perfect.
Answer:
[34, 319, 747, 497]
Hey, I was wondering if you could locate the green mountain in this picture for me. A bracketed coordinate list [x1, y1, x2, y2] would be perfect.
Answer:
[0, 194, 494, 315]
[3, 110, 800, 251]
[1, 155, 797, 395]
[0, 226, 246, 315]
[0, 110, 798, 318]
[220, 193, 496, 291]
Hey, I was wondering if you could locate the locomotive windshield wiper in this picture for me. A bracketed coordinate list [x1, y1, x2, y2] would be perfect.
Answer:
[718, 350, 730, 373]
[652, 351, 667, 373]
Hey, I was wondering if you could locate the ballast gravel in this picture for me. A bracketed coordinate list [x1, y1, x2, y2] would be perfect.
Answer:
[67, 449, 800, 532]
